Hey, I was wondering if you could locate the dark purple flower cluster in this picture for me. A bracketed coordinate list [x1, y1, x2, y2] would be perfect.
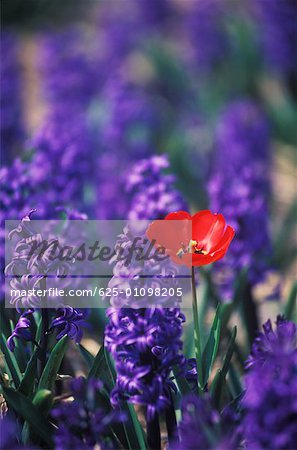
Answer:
[185, 0, 228, 71]
[172, 394, 241, 450]
[105, 307, 185, 419]
[242, 316, 297, 449]
[0, 31, 24, 165]
[208, 99, 272, 299]
[96, 79, 162, 219]
[252, 0, 297, 74]
[52, 377, 126, 449]
[29, 113, 94, 213]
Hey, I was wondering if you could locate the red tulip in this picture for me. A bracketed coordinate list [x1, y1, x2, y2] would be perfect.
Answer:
[146, 210, 235, 267]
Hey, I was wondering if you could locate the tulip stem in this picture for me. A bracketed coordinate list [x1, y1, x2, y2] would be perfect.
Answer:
[191, 266, 204, 394]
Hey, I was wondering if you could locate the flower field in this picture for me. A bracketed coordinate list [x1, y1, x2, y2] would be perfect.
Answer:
[0, 1, 296, 449]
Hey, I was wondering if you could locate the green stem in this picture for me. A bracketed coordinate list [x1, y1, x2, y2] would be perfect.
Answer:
[38, 278, 49, 379]
[191, 266, 203, 393]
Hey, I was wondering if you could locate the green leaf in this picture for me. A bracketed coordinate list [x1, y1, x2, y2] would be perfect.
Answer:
[1, 386, 54, 447]
[273, 200, 297, 266]
[0, 332, 21, 388]
[38, 336, 68, 392]
[211, 326, 237, 409]
[22, 389, 53, 445]
[87, 345, 105, 380]
[18, 347, 39, 396]
[173, 365, 192, 395]
[284, 282, 297, 321]
[123, 403, 147, 450]
[228, 363, 243, 399]
[78, 344, 95, 369]
[87, 343, 147, 450]
[201, 305, 221, 387]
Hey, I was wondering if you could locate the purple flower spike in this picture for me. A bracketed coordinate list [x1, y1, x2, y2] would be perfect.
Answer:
[7, 309, 35, 352]
[172, 394, 241, 449]
[50, 307, 88, 343]
[246, 315, 297, 369]
[241, 316, 297, 449]
[52, 377, 126, 449]
[208, 99, 272, 300]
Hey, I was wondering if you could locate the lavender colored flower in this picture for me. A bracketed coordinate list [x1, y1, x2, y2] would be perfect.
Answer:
[242, 316, 297, 449]
[7, 309, 35, 351]
[172, 394, 241, 450]
[29, 113, 94, 213]
[105, 307, 185, 419]
[52, 377, 126, 450]
[208, 100, 272, 299]
[185, 0, 228, 71]
[38, 28, 100, 115]
[126, 155, 188, 220]
[252, 0, 297, 74]
[50, 307, 88, 343]
[0, 31, 24, 165]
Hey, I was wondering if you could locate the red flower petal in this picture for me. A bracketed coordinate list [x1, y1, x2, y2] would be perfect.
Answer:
[204, 214, 226, 252]
[165, 211, 191, 221]
[192, 210, 217, 244]
[210, 225, 235, 255]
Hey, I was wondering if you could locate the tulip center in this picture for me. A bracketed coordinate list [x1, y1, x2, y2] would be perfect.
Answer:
[176, 240, 208, 258]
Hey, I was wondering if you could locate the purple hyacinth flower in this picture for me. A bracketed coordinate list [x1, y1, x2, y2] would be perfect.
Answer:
[245, 315, 297, 369]
[185, 0, 229, 71]
[172, 394, 241, 450]
[208, 99, 272, 299]
[52, 377, 126, 449]
[1, 31, 24, 165]
[96, 78, 163, 219]
[242, 316, 297, 449]
[50, 307, 88, 343]
[7, 309, 35, 352]
[106, 306, 185, 417]
[38, 27, 101, 115]
[126, 155, 188, 220]
[252, 0, 297, 74]
[105, 154, 187, 419]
